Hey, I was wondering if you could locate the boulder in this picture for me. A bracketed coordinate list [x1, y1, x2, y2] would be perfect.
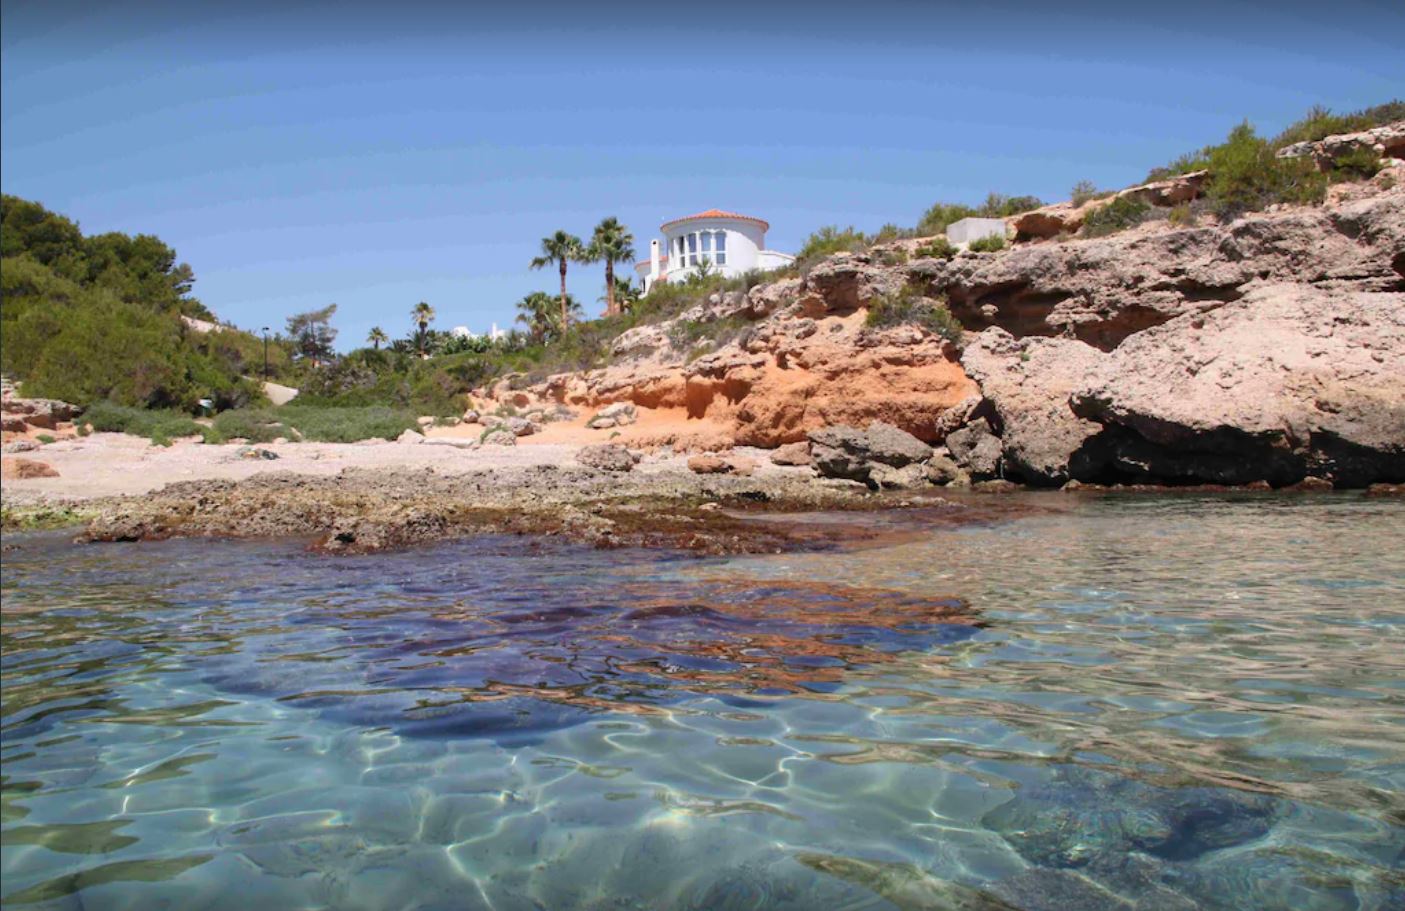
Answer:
[396, 429, 425, 444]
[925, 450, 967, 486]
[770, 442, 811, 466]
[688, 454, 732, 474]
[481, 427, 516, 446]
[1072, 283, 1405, 487]
[505, 417, 538, 437]
[463, 409, 481, 424]
[944, 419, 1003, 479]
[3, 440, 40, 453]
[577, 443, 635, 472]
[238, 447, 280, 460]
[1, 457, 59, 479]
[960, 328, 1106, 485]
[869, 463, 932, 489]
[595, 402, 637, 426]
[808, 422, 934, 486]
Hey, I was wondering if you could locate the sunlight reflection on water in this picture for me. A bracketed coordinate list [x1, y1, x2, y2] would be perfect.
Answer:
[2, 494, 1403, 909]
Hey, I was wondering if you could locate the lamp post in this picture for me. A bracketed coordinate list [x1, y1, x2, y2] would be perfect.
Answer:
[260, 327, 270, 382]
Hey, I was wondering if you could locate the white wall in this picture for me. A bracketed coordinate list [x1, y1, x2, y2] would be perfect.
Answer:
[946, 217, 1007, 246]
[661, 218, 766, 281]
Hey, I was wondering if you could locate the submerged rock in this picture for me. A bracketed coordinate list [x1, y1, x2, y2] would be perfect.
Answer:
[982, 766, 1281, 874]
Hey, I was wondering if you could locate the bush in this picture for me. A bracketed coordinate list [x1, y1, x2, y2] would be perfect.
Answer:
[1081, 195, 1152, 237]
[917, 202, 977, 235]
[1071, 180, 1096, 206]
[275, 405, 418, 443]
[83, 401, 208, 444]
[1168, 204, 1198, 227]
[1329, 147, 1384, 183]
[209, 408, 290, 443]
[1271, 100, 1405, 149]
[914, 237, 956, 260]
[1146, 148, 1214, 183]
[864, 287, 963, 344]
[796, 226, 870, 267]
[1205, 122, 1326, 220]
[966, 233, 1006, 253]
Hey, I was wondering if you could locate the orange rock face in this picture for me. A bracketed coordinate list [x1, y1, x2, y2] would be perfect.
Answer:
[520, 265, 978, 450]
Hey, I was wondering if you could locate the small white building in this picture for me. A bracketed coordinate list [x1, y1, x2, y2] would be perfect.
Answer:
[636, 209, 794, 294]
[946, 217, 1007, 248]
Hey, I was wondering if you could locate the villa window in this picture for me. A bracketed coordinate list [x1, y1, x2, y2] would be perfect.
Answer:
[714, 231, 727, 266]
[687, 233, 698, 266]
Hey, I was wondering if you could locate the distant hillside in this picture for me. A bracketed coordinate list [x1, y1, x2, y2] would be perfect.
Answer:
[0, 195, 269, 410]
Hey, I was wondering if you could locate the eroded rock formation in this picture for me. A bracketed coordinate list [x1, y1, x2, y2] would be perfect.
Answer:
[498, 153, 1403, 488]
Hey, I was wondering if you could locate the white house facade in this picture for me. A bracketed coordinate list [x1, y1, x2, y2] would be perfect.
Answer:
[635, 209, 794, 293]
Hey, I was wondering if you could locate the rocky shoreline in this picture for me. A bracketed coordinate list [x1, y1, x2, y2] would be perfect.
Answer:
[500, 162, 1403, 490]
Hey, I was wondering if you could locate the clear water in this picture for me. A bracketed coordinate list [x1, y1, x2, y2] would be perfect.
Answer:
[2, 494, 1403, 910]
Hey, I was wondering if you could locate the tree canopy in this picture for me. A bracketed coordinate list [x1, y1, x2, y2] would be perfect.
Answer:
[0, 194, 265, 409]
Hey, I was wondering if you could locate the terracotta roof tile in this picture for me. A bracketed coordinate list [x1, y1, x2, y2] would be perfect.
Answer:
[660, 209, 769, 231]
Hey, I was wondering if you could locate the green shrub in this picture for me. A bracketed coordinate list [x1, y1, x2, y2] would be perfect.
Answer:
[1329, 147, 1384, 183]
[1070, 180, 1100, 206]
[275, 405, 417, 443]
[83, 401, 208, 443]
[796, 226, 870, 267]
[1271, 100, 1405, 149]
[1146, 148, 1213, 183]
[871, 223, 915, 244]
[917, 202, 977, 235]
[1168, 204, 1198, 227]
[36, 433, 55, 444]
[209, 408, 290, 443]
[864, 287, 963, 344]
[914, 236, 956, 260]
[966, 233, 1006, 253]
[1205, 122, 1326, 220]
[1081, 195, 1152, 237]
[872, 247, 909, 266]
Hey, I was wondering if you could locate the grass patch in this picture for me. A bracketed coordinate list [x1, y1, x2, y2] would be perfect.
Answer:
[865, 287, 963, 344]
[1081, 195, 1152, 237]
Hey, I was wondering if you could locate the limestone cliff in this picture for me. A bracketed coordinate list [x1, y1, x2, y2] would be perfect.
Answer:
[503, 156, 1403, 488]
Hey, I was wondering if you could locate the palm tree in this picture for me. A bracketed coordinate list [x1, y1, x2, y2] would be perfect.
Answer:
[588, 217, 636, 318]
[514, 291, 557, 344]
[530, 231, 588, 332]
[367, 326, 388, 350]
[600, 276, 641, 314]
[411, 301, 435, 356]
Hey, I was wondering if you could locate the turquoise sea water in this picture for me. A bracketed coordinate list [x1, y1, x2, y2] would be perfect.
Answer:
[2, 494, 1403, 909]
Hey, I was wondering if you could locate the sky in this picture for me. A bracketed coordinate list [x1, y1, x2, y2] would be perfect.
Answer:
[3, 0, 1402, 348]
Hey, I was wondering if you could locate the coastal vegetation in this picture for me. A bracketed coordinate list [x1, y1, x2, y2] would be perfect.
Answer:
[864, 287, 963, 344]
[0, 195, 271, 411]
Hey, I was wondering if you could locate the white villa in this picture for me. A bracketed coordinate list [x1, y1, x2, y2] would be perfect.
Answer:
[636, 209, 794, 294]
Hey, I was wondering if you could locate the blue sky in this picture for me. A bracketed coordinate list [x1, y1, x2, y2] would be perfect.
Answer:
[3, 1, 1402, 348]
